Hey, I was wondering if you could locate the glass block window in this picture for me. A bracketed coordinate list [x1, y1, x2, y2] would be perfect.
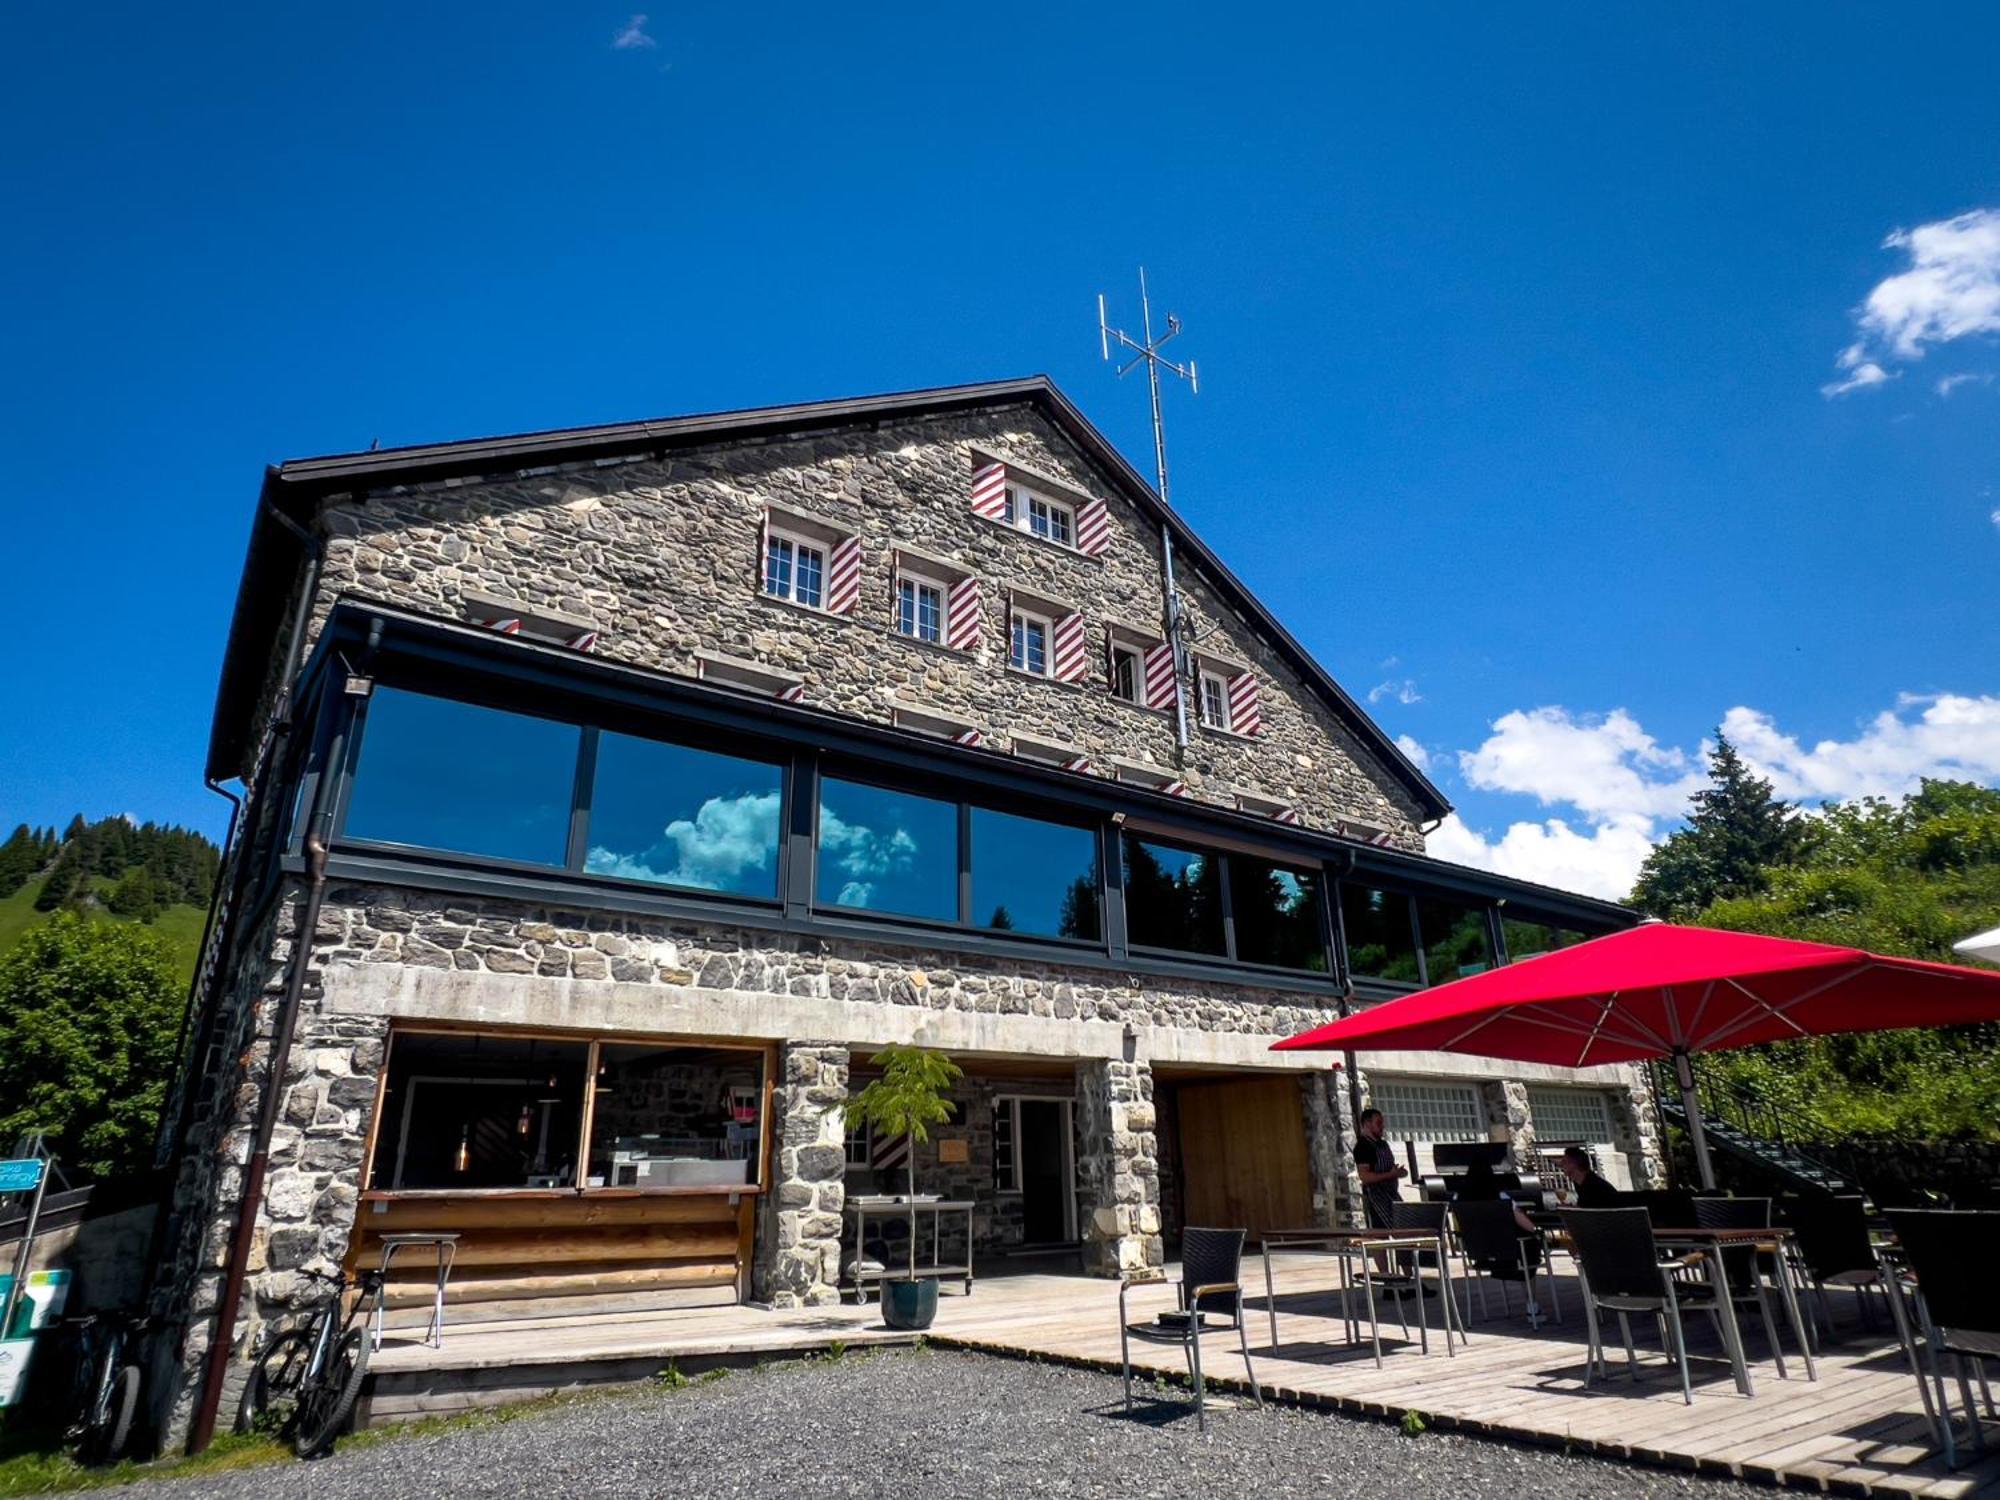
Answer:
[1363, 1079, 1483, 1143]
[1526, 1086, 1614, 1144]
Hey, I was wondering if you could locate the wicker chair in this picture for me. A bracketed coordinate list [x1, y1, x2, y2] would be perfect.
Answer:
[1561, 1207, 1726, 1405]
[1119, 1228, 1264, 1430]
[1787, 1194, 1881, 1336]
[1453, 1198, 1556, 1326]
[1887, 1210, 2000, 1468]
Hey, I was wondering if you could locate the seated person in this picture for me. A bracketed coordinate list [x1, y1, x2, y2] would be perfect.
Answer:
[1454, 1156, 1538, 1234]
[1559, 1145, 1624, 1206]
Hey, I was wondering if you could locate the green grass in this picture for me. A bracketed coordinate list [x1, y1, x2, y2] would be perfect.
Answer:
[0, 1432, 289, 1497]
[0, 877, 207, 988]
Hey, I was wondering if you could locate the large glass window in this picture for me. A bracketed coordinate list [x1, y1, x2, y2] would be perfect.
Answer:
[585, 732, 784, 898]
[970, 808, 1100, 939]
[816, 777, 958, 921]
[586, 1044, 764, 1188]
[1123, 837, 1225, 956]
[1415, 894, 1494, 985]
[1231, 857, 1327, 971]
[1340, 883, 1421, 984]
[343, 687, 580, 866]
[369, 1032, 591, 1190]
[1502, 918, 1590, 962]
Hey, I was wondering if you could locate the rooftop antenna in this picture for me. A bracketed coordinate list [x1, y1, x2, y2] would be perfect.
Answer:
[1098, 268, 1199, 753]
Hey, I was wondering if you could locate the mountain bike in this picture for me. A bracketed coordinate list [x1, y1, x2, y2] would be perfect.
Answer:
[63, 1310, 149, 1465]
[235, 1265, 383, 1458]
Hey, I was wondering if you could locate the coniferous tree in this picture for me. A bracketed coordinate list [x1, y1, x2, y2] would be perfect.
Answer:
[1630, 733, 1805, 919]
[0, 824, 38, 898]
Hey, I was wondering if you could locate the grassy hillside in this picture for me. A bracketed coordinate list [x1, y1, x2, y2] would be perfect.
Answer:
[0, 874, 207, 987]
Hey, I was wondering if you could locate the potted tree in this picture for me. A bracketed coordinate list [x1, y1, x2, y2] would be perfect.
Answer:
[847, 1045, 961, 1331]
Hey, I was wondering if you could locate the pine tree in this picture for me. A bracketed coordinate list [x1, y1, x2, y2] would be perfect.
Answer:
[0, 824, 37, 898]
[1630, 733, 1805, 918]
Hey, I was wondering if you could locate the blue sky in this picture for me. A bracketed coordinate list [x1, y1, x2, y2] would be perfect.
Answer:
[3, 3, 1996, 899]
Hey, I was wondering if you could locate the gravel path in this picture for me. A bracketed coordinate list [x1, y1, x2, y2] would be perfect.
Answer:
[128, 1349, 1776, 1499]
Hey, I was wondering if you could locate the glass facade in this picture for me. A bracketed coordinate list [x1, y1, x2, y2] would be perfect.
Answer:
[816, 777, 958, 922]
[585, 732, 784, 898]
[970, 807, 1099, 939]
[1123, 837, 1226, 956]
[1416, 894, 1494, 985]
[1232, 857, 1327, 971]
[343, 687, 579, 866]
[1340, 883, 1421, 984]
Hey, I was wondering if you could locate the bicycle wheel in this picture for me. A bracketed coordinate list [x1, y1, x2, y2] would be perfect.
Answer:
[97, 1365, 141, 1465]
[290, 1328, 369, 1459]
[236, 1328, 313, 1436]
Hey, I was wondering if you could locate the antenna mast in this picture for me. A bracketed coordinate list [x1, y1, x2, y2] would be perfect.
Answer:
[1098, 268, 1200, 753]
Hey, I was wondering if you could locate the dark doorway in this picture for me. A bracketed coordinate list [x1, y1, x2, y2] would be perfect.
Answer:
[1018, 1100, 1073, 1244]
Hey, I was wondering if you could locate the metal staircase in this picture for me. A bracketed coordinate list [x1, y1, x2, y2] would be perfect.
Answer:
[1651, 1063, 1861, 1197]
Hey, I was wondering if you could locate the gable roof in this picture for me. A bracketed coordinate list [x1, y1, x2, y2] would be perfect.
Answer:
[207, 376, 1451, 818]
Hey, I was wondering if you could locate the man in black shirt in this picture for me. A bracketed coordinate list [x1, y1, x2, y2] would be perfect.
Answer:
[1352, 1107, 1407, 1227]
[1560, 1145, 1622, 1206]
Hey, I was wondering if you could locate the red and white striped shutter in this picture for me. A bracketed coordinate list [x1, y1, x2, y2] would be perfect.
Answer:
[1228, 671, 1263, 736]
[483, 617, 523, 636]
[1076, 497, 1110, 557]
[1142, 641, 1176, 712]
[946, 577, 982, 652]
[952, 728, 984, 747]
[1052, 611, 1088, 683]
[970, 462, 1008, 521]
[778, 681, 806, 703]
[827, 535, 862, 614]
[1062, 753, 1093, 773]
[566, 629, 599, 653]
[1274, 805, 1302, 825]
[756, 509, 771, 595]
[1161, 778, 1190, 798]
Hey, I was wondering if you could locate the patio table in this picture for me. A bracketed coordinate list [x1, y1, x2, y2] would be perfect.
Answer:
[1646, 1225, 1818, 1393]
[1258, 1227, 1465, 1368]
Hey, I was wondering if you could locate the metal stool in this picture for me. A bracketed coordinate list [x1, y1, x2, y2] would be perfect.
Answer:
[372, 1232, 459, 1351]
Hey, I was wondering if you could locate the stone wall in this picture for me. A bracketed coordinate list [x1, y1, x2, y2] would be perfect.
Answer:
[268, 402, 1425, 846]
[756, 1042, 847, 1308]
[1075, 1059, 1162, 1276]
[1302, 1070, 1360, 1228]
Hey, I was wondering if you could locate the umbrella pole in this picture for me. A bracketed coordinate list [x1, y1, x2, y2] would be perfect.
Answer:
[1672, 1050, 1717, 1191]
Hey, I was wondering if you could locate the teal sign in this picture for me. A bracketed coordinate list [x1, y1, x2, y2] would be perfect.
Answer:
[0, 1160, 43, 1194]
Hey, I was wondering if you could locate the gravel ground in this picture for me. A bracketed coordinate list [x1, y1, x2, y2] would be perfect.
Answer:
[126, 1349, 1778, 1499]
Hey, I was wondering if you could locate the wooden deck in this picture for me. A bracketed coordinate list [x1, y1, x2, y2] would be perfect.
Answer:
[365, 1254, 1998, 1496]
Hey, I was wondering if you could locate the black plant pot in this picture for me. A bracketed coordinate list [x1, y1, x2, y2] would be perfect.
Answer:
[881, 1277, 938, 1331]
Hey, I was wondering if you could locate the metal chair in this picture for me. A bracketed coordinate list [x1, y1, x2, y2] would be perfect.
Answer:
[1561, 1207, 1724, 1405]
[1787, 1194, 1882, 1337]
[1452, 1199, 1557, 1327]
[1887, 1210, 2000, 1468]
[1690, 1197, 1790, 1378]
[1119, 1228, 1263, 1431]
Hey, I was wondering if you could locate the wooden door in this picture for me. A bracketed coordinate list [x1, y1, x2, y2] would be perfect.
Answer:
[1176, 1077, 1312, 1240]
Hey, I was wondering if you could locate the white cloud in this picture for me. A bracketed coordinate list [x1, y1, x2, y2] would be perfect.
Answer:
[1432, 694, 2000, 902]
[1369, 678, 1422, 706]
[611, 13, 656, 49]
[1456, 706, 1704, 825]
[1426, 813, 1658, 902]
[1937, 372, 1993, 397]
[1394, 733, 1430, 770]
[1824, 208, 2000, 396]
[586, 791, 780, 890]
[818, 806, 919, 881]
[1722, 694, 2000, 803]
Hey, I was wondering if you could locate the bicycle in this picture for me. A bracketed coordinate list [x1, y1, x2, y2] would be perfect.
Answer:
[63, 1310, 150, 1466]
[235, 1265, 383, 1458]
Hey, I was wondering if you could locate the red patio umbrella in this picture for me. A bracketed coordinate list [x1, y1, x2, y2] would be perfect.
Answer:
[1273, 921, 2000, 1188]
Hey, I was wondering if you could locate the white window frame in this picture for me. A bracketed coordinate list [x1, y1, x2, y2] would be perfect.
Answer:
[896, 569, 946, 645]
[763, 525, 828, 611]
[1364, 1079, 1484, 1143]
[1001, 481, 1077, 551]
[1108, 642, 1143, 705]
[1198, 669, 1232, 731]
[1010, 607, 1053, 677]
[1526, 1086, 1615, 1144]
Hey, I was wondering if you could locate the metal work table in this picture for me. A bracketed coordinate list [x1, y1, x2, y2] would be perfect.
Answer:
[1259, 1227, 1466, 1367]
[843, 1197, 975, 1303]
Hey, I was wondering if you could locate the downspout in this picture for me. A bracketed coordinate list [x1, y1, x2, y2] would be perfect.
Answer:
[1158, 526, 1191, 754]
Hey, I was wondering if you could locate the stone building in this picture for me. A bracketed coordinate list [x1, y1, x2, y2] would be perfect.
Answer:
[153, 377, 1653, 1446]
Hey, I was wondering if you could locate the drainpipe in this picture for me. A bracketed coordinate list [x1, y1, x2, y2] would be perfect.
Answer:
[1158, 527, 1191, 755]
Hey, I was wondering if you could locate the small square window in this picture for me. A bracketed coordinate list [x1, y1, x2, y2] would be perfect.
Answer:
[1011, 612, 1051, 676]
[898, 576, 943, 644]
[1199, 671, 1232, 731]
[764, 530, 827, 610]
[1109, 645, 1142, 704]
[1027, 495, 1073, 547]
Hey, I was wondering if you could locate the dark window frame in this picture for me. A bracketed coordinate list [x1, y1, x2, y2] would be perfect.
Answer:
[1122, 830, 1331, 977]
